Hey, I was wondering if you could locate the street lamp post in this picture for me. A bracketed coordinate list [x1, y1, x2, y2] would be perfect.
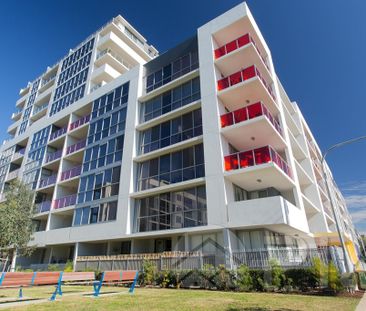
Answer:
[321, 135, 366, 273]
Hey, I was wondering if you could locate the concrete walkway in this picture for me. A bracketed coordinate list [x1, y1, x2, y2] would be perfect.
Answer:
[356, 292, 366, 311]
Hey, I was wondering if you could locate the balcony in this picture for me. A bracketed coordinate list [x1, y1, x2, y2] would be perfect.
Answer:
[12, 148, 26, 162]
[50, 126, 67, 141]
[11, 110, 22, 121]
[95, 48, 131, 74]
[66, 139, 86, 156]
[220, 102, 285, 151]
[224, 146, 294, 191]
[228, 196, 308, 233]
[90, 63, 121, 84]
[217, 65, 277, 112]
[38, 75, 56, 93]
[45, 150, 62, 163]
[69, 115, 90, 131]
[52, 194, 77, 210]
[36, 201, 52, 213]
[60, 165, 82, 182]
[31, 103, 48, 121]
[214, 33, 271, 83]
[6, 168, 20, 181]
[38, 174, 57, 189]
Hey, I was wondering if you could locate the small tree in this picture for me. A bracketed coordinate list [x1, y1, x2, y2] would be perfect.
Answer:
[0, 180, 35, 269]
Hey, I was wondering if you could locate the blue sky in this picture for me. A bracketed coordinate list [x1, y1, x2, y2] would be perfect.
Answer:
[0, 1, 365, 232]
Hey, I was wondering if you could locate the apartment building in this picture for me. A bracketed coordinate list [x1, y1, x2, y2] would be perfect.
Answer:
[0, 2, 361, 271]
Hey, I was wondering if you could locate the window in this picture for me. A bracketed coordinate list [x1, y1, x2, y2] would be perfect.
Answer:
[83, 135, 124, 172]
[233, 184, 280, 202]
[77, 166, 121, 204]
[135, 186, 207, 232]
[73, 200, 117, 226]
[141, 77, 200, 122]
[50, 39, 94, 116]
[145, 51, 198, 93]
[140, 109, 202, 154]
[137, 144, 205, 191]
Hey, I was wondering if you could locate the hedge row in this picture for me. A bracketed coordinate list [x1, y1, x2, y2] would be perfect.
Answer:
[139, 258, 356, 293]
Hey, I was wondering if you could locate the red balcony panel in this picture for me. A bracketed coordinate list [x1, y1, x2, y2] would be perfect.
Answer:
[239, 150, 254, 168]
[221, 112, 234, 128]
[242, 65, 256, 80]
[229, 71, 242, 86]
[217, 78, 230, 91]
[237, 34, 250, 48]
[215, 46, 226, 59]
[224, 154, 239, 171]
[233, 107, 248, 123]
[225, 40, 238, 54]
[247, 102, 263, 119]
[224, 146, 291, 179]
[254, 146, 271, 165]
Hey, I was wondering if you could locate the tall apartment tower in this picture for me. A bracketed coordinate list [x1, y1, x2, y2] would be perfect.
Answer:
[0, 2, 361, 270]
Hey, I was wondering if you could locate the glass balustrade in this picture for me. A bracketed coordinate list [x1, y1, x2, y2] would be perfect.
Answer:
[217, 65, 275, 100]
[45, 150, 62, 163]
[69, 115, 90, 131]
[66, 140, 86, 155]
[36, 201, 52, 213]
[38, 174, 57, 188]
[60, 165, 82, 181]
[53, 194, 77, 210]
[224, 145, 291, 178]
[220, 102, 281, 134]
[50, 126, 67, 141]
[214, 33, 269, 70]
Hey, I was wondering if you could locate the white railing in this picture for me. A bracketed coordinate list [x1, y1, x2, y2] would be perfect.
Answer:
[96, 48, 132, 69]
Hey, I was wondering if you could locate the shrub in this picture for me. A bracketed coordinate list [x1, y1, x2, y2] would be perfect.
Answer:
[269, 259, 286, 291]
[142, 260, 158, 286]
[310, 257, 327, 287]
[249, 269, 265, 292]
[327, 261, 342, 292]
[285, 268, 316, 291]
[63, 260, 74, 272]
[47, 264, 60, 271]
[236, 264, 252, 291]
[213, 265, 235, 291]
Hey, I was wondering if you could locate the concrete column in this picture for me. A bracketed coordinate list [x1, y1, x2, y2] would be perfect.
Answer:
[73, 242, 79, 272]
[223, 228, 236, 270]
[10, 249, 17, 272]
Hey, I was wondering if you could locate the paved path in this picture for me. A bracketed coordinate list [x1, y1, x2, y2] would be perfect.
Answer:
[356, 292, 366, 311]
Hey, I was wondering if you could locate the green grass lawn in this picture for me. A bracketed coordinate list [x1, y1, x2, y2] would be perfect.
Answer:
[0, 286, 361, 311]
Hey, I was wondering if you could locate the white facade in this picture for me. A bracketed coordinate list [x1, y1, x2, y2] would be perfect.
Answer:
[0, 2, 361, 270]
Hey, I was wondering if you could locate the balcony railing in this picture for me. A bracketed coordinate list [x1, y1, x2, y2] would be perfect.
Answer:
[214, 33, 269, 69]
[69, 115, 91, 131]
[32, 103, 48, 116]
[66, 140, 86, 155]
[38, 174, 57, 188]
[41, 75, 56, 87]
[7, 168, 20, 180]
[220, 101, 281, 134]
[45, 150, 62, 163]
[53, 194, 77, 210]
[36, 201, 52, 213]
[60, 165, 82, 181]
[224, 145, 292, 178]
[217, 65, 275, 100]
[50, 126, 67, 141]
[12, 110, 22, 119]
[96, 48, 132, 69]
[12, 148, 26, 160]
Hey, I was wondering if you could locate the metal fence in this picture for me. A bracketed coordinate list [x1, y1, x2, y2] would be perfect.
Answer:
[75, 247, 344, 272]
[75, 253, 225, 272]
